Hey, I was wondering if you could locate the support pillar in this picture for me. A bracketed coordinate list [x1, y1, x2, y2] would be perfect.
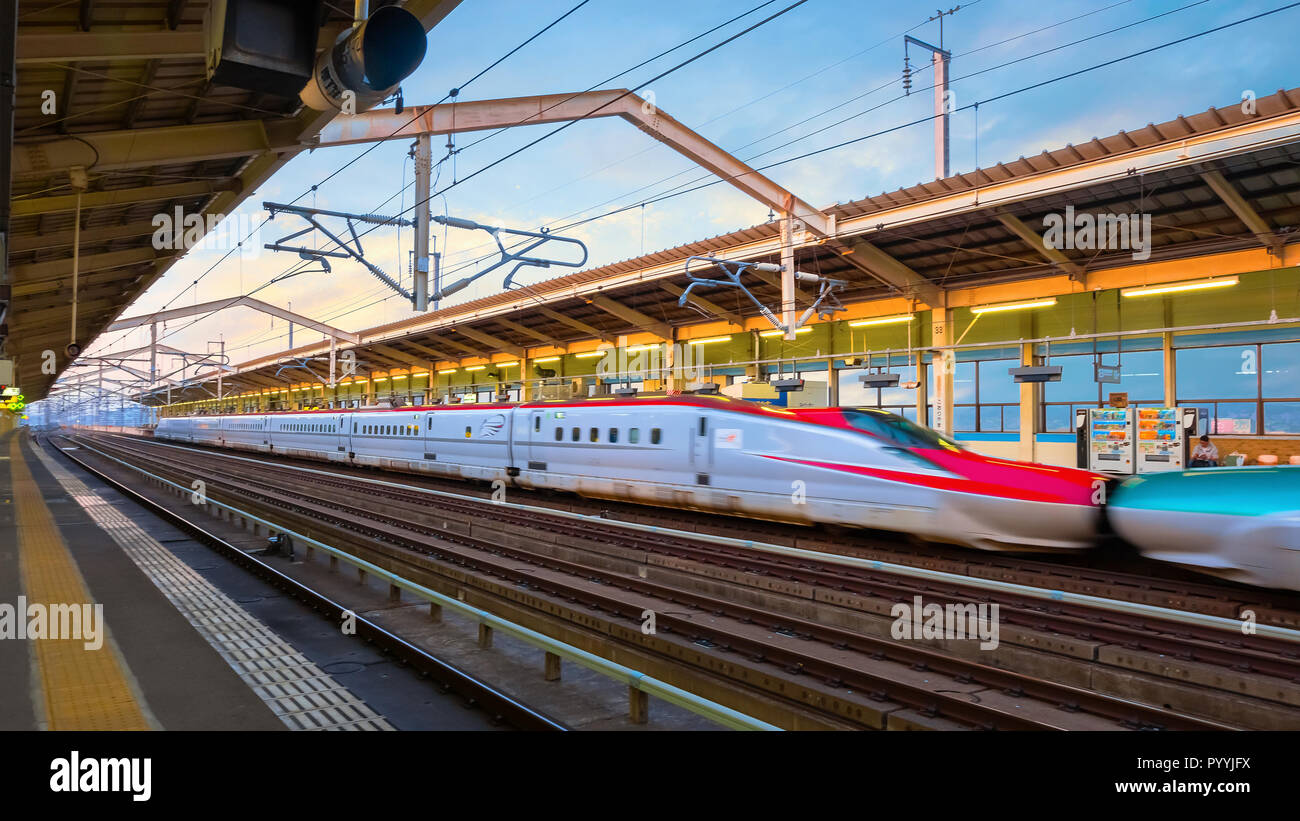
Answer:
[1162, 331, 1176, 407]
[780, 211, 796, 340]
[544, 652, 561, 681]
[413, 133, 431, 311]
[1019, 342, 1037, 463]
[629, 686, 649, 724]
[930, 309, 955, 435]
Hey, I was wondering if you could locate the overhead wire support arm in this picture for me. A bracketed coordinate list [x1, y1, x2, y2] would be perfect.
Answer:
[677, 255, 848, 336]
[263, 200, 417, 305]
[432, 215, 588, 301]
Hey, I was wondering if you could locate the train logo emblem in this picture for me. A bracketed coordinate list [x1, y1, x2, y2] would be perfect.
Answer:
[714, 428, 742, 449]
[479, 414, 507, 438]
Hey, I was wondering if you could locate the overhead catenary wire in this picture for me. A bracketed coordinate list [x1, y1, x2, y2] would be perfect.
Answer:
[113, 0, 813, 364]
[81, 0, 600, 366]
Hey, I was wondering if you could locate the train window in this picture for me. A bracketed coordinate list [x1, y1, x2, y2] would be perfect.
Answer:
[465, 426, 472, 438]
[608, 428, 618, 443]
[353, 423, 357, 432]
[697, 416, 707, 437]
[554, 428, 562, 441]
[629, 428, 640, 444]
[651, 427, 662, 445]
[534, 416, 541, 433]
[571, 427, 579, 441]
[589, 427, 599, 442]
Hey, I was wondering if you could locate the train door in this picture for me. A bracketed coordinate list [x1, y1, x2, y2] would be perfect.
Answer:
[336, 414, 348, 456]
[526, 410, 545, 469]
[691, 414, 712, 474]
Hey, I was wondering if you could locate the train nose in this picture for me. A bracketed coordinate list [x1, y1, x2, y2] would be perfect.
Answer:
[915, 448, 1106, 507]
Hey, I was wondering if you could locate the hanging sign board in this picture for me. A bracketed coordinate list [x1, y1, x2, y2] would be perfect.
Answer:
[1108, 392, 1129, 408]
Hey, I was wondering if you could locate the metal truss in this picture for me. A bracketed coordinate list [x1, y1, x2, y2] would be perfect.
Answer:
[677, 255, 847, 336]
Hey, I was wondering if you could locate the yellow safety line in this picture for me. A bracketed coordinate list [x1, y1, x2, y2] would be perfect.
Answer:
[10, 435, 150, 730]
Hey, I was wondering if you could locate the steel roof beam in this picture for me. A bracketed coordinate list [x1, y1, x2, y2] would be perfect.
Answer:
[1200, 168, 1278, 251]
[16, 23, 350, 64]
[107, 296, 361, 343]
[995, 211, 1086, 284]
[317, 89, 834, 237]
[396, 340, 460, 363]
[11, 247, 160, 283]
[583, 294, 673, 340]
[367, 344, 431, 369]
[658, 282, 745, 329]
[9, 220, 158, 252]
[454, 326, 526, 358]
[12, 180, 227, 217]
[491, 316, 562, 346]
[13, 120, 299, 178]
[535, 306, 611, 342]
[839, 240, 944, 308]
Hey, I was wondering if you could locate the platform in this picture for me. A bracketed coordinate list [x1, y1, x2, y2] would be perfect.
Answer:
[0, 429, 491, 731]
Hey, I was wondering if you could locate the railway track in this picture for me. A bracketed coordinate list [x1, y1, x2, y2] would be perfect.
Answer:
[91, 429, 1300, 626]
[45, 434, 566, 732]
[66, 430, 1255, 730]
[79, 432, 1300, 672]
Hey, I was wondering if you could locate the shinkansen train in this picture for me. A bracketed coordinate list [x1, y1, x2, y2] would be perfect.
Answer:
[153, 395, 1300, 589]
[154, 395, 1106, 553]
[1106, 466, 1300, 591]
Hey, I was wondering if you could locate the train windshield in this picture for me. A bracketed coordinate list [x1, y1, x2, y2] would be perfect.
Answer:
[842, 409, 962, 451]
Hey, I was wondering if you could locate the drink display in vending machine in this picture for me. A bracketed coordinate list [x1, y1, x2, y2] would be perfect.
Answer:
[1136, 407, 1179, 472]
[1086, 407, 1135, 473]
[1135, 406, 1199, 473]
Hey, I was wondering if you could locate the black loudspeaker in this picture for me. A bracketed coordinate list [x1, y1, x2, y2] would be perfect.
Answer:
[300, 5, 427, 111]
[206, 0, 324, 98]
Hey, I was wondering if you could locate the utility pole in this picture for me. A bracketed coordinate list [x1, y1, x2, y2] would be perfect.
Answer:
[412, 134, 431, 311]
[903, 6, 963, 180]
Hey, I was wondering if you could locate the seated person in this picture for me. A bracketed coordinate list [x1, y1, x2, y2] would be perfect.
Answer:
[1190, 434, 1218, 467]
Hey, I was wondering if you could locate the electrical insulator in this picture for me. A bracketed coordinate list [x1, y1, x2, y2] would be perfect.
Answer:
[902, 57, 912, 95]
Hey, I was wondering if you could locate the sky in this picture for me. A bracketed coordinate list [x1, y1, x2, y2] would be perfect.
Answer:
[70, 0, 1300, 384]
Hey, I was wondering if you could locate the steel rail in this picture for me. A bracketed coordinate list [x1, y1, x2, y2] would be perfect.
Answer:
[56, 436, 783, 732]
[77, 434, 1237, 730]
[90, 431, 1300, 645]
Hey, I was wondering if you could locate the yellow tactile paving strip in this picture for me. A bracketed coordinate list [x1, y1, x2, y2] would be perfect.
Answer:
[10, 436, 151, 730]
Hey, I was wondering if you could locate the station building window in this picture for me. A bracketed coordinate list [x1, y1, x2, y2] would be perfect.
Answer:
[1177, 341, 1300, 435]
[1042, 349, 1164, 432]
[926, 358, 1016, 432]
[840, 364, 921, 422]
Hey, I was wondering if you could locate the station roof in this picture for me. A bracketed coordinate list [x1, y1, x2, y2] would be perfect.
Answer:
[6, 0, 463, 401]
[176, 84, 1300, 401]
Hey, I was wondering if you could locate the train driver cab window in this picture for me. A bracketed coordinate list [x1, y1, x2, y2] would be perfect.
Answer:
[651, 428, 662, 445]
[608, 428, 618, 443]
[629, 428, 640, 444]
[842, 409, 962, 451]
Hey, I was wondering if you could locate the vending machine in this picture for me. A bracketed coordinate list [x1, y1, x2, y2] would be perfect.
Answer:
[1076, 407, 1135, 474]
[1135, 407, 1199, 473]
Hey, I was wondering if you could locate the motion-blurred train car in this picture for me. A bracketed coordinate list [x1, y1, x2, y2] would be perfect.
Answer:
[1107, 466, 1300, 590]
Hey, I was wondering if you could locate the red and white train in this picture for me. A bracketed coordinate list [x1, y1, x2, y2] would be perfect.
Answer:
[153, 395, 1105, 553]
